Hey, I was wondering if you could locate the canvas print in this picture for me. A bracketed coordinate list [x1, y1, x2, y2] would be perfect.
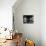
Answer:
[23, 15, 34, 24]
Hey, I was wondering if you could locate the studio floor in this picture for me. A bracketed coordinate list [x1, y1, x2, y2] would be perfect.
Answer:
[0, 39, 16, 46]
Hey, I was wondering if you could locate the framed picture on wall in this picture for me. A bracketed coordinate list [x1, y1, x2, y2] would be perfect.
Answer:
[23, 15, 34, 24]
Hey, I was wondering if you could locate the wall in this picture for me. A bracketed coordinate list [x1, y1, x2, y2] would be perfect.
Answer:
[0, 0, 16, 30]
[13, 0, 41, 46]
[41, 0, 46, 46]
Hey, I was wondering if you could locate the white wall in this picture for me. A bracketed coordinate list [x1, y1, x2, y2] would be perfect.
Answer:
[13, 0, 41, 46]
[0, 0, 16, 30]
[41, 0, 46, 46]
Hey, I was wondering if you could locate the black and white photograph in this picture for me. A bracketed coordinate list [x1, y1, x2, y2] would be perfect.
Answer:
[23, 15, 34, 24]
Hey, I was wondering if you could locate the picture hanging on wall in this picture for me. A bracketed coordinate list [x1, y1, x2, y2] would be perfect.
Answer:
[23, 15, 34, 24]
